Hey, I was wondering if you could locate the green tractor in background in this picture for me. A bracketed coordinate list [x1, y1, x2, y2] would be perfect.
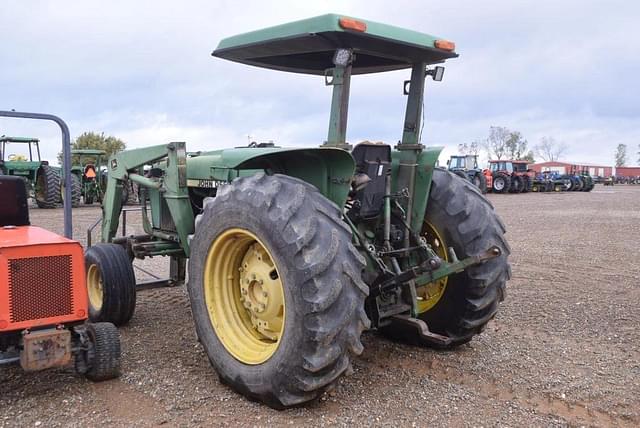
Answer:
[0, 135, 79, 208]
[86, 14, 511, 408]
[70, 149, 106, 204]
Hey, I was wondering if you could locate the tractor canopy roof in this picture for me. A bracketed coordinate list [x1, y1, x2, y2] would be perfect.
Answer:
[0, 136, 39, 143]
[212, 14, 458, 75]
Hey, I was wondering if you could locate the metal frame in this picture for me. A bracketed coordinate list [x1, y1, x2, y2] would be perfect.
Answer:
[0, 110, 73, 238]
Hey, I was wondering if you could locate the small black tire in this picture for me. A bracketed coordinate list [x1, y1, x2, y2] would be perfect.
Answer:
[85, 322, 121, 381]
[492, 172, 511, 193]
[85, 193, 94, 205]
[35, 165, 60, 208]
[188, 173, 369, 409]
[382, 169, 510, 348]
[85, 243, 136, 326]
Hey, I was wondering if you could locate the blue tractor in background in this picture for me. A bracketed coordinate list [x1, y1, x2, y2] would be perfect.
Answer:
[447, 155, 489, 193]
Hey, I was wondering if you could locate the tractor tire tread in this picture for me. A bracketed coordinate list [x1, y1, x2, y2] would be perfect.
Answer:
[85, 243, 136, 326]
[85, 322, 121, 381]
[188, 173, 369, 409]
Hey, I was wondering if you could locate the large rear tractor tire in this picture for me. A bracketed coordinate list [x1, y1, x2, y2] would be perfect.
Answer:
[492, 172, 511, 193]
[85, 243, 137, 326]
[573, 176, 584, 191]
[383, 169, 510, 348]
[61, 174, 82, 208]
[188, 173, 369, 409]
[509, 175, 524, 193]
[121, 181, 139, 205]
[35, 165, 60, 208]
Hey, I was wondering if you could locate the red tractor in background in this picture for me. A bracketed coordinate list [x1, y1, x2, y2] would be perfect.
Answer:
[0, 111, 121, 381]
[488, 160, 535, 193]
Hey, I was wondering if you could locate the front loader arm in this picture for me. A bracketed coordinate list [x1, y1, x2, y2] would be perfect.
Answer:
[101, 142, 194, 254]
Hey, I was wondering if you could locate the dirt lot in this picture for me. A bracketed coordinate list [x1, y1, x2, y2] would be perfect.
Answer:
[2, 184, 639, 427]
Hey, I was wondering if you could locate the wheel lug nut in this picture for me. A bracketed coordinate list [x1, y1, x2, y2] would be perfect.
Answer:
[262, 291, 268, 298]
[259, 279, 263, 285]
[242, 289, 247, 295]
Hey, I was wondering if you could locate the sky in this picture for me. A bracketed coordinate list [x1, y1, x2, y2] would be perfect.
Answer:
[1, 0, 639, 167]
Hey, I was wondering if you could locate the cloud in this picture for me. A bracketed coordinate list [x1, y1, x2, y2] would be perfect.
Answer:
[1, 0, 638, 168]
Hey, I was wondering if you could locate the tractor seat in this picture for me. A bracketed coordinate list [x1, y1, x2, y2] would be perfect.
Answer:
[84, 164, 97, 179]
[0, 175, 30, 227]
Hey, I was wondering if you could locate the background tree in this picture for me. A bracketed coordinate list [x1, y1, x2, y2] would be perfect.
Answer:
[58, 132, 126, 165]
[483, 126, 510, 160]
[637, 143, 640, 165]
[614, 143, 627, 167]
[534, 136, 567, 162]
[458, 140, 480, 156]
[504, 131, 532, 161]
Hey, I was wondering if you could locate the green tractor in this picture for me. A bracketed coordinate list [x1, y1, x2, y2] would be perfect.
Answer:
[0, 135, 63, 208]
[87, 14, 510, 408]
[70, 149, 106, 204]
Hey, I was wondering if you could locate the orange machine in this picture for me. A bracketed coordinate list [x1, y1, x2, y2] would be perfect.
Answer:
[0, 175, 120, 379]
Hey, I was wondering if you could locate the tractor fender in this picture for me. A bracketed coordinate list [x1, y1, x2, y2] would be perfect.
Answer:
[187, 147, 356, 208]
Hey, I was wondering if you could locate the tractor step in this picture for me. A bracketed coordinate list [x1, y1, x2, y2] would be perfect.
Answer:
[389, 314, 452, 346]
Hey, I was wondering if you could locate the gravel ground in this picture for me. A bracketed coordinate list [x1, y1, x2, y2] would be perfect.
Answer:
[1, 184, 639, 427]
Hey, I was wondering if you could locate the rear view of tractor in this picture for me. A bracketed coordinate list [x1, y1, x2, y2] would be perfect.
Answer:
[488, 160, 534, 193]
[0, 113, 120, 381]
[447, 154, 489, 193]
[70, 149, 106, 204]
[88, 14, 510, 409]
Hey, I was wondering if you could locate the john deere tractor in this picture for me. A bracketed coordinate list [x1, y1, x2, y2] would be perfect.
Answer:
[70, 149, 106, 204]
[87, 14, 510, 408]
[0, 136, 62, 208]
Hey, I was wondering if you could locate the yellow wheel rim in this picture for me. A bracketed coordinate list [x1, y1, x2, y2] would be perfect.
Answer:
[87, 264, 104, 311]
[204, 228, 285, 365]
[416, 221, 449, 313]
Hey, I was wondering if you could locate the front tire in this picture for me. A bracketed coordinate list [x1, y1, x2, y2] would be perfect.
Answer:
[85, 243, 137, 326]
[492, 172, 511, 193]
[84, 322, 121, 381]
[188, 173, 369, 409]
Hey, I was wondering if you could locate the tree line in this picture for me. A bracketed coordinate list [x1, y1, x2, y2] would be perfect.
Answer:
[458, 126, 567, 163]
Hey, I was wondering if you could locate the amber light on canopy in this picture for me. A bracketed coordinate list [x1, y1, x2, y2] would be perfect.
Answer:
[434, 39, 456, 51]
[339, 17, 367, 32]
